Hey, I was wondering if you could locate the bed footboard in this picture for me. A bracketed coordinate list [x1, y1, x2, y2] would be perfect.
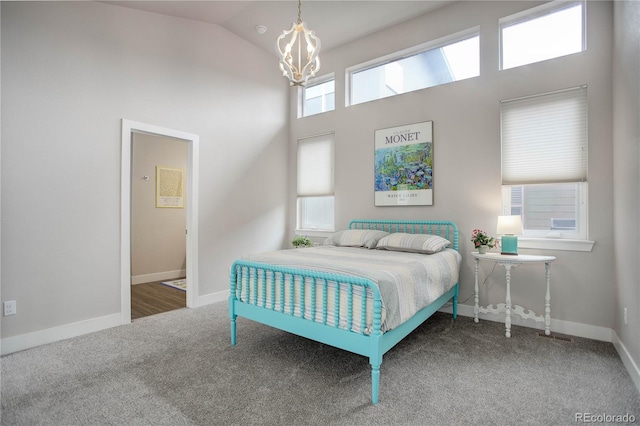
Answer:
[229, 260, 386, 403]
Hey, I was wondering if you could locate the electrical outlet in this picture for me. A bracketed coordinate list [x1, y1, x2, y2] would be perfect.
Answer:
[3, 300, 17, 316]
[624, 307, 628, 326]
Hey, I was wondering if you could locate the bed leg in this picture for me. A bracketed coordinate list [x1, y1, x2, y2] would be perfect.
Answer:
[229, 298, 237, 346]
[453, 284, 459, 319]
[371, 364, 380, 405]
[230, 316, 237, 346]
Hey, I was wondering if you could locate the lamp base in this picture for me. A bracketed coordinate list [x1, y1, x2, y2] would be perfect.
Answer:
[501, 235, 519, 255]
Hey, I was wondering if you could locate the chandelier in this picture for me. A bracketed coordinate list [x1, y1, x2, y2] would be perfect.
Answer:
[276, 0, 321, 87]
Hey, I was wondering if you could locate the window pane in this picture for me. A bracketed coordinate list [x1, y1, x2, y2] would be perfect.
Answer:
[521, 184, 577, 231]
[442, 36, 481, 80]
[302, 79, 335, 117]
[504, 183, 584, 237]
[501, 2, 584, 70]
[350, 34, 479, 106]
[299, 196, 334, 230]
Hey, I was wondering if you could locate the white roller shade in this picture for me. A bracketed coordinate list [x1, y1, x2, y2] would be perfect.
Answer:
[501, 86, 587, 185]
[297, 133, 334, 197]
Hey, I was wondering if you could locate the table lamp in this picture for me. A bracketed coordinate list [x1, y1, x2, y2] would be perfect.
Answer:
[497, 215, 523, 255]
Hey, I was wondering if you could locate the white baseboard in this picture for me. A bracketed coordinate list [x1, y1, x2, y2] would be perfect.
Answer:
[192, 289, 229, 308]
[0, 313, 121, 355]
[131, 270, 186, 285]
[612, 331, 640, 395]
[441, 303, 613, 342]
[0, 290, 229, 356]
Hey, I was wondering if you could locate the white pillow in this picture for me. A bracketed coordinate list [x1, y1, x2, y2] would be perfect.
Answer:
[324, 230, 390, 249]
[376, 233, 451, 254]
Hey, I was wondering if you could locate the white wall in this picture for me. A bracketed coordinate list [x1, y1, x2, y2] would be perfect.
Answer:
[0, 2, 289, 342]
[612, 0, 640, 386]
[289, 1, 615, 334]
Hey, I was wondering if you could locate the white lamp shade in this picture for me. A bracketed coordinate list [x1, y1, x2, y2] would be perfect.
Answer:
[497, 215, 523, 235]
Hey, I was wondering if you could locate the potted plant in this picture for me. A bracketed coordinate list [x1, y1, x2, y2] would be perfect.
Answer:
[292, 235, 313, 248]
[471, 228, 498, 254]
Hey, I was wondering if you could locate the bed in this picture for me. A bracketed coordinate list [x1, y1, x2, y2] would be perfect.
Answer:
[228, 219, 460, 404]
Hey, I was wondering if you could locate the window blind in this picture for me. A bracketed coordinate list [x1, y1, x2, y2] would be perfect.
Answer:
[297, 133, 334, 197]
[501, 86, 587, 185]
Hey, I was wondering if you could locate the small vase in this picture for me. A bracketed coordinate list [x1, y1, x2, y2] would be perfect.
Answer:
[478, 245, 488, 254]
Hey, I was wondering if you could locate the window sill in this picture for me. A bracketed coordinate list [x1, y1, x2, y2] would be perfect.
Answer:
[294, 229, 334, 247]
[518, 237, 595, 252]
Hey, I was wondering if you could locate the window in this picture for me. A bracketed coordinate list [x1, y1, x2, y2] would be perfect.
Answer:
[297, 133, 335, 231]
[298, 196, 334, 231]
[300, 74, 335, 117]
[502, 183, 586, 235]
[501, 86, 588, 240]
[500, 1, 585, 70]
[347, 28, 479, 106]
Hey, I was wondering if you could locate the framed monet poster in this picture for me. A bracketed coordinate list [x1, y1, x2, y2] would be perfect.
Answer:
[374, 121, 433, 206]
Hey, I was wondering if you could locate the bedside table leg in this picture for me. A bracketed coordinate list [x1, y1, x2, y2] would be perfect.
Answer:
[504, 265, 513, 338]
[474, 258, 480, 323]
[545, 262, 552, 335]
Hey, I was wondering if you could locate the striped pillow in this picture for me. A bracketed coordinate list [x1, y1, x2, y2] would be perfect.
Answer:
[324, 230, 390, 249]
[376, 233, 451, 254]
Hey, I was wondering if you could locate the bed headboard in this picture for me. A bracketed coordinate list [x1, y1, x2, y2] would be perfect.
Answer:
[348, 219, 459, 251]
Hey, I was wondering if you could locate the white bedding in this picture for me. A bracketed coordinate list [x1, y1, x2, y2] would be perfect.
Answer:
[238, 246, 461, 333]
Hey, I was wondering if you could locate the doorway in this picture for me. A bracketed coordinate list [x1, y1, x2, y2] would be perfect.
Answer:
[120, 120, 199, 324]
[131, 132, 187, 319]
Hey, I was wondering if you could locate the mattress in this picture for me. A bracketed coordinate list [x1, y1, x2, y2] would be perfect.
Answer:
[238, 245, 461, 333]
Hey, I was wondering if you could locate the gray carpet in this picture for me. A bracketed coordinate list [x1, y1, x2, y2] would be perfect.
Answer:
[1, 302, 638, 426]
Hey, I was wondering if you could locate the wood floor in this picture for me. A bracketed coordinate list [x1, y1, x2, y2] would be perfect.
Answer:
[131, 281, 186, 320]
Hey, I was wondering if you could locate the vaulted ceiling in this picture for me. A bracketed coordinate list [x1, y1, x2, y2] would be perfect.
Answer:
[105, 1, 452, 56]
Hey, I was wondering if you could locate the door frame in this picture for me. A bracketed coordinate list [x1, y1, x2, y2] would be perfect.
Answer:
[120, 119, 199, 324]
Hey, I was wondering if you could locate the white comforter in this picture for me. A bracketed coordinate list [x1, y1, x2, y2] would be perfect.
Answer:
[239, 246, 461, 333]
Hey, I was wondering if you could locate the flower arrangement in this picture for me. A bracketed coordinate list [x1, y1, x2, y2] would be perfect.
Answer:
[292, 235, 313, 248]
[471, 228, 498, 249]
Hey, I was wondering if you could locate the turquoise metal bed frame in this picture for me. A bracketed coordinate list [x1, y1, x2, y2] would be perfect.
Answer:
[229, 219, 459, 404]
